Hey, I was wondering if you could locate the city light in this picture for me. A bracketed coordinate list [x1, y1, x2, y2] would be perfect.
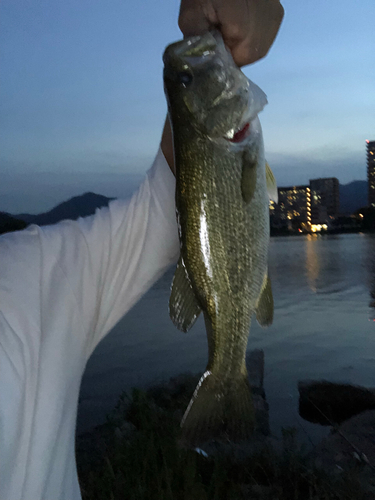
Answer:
[271, 149, 372, 234]
[310, 224, 328, 233]
[272, 177, 341, 234]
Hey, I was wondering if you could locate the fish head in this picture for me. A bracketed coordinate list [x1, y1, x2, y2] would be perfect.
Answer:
[163, 31, 267, 142]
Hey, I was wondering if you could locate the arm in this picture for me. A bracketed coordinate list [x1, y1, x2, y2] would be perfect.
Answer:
[0, 150, 179, 361]
[86, 149, 180, 353]
[0, 151, 179, 499]
[64, 149, 180, 355]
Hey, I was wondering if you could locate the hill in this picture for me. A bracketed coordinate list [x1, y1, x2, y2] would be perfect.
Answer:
[339, 180, 367, 214]
[0, 213, 28, 235]
[1, 181, 369, 235]
[14, 192, 114, 226]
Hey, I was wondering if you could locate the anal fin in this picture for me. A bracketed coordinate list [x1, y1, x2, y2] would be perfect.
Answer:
[169, 256, 201, 332]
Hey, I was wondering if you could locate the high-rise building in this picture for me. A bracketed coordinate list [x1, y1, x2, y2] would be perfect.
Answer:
[367, 140, 375, 206]
[309, 177, 339, 224]
[271, 177, 340, 232]
[271, 185, 311, 230]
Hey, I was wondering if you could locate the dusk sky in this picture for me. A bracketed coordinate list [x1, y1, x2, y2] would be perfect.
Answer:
[1, 0, 374, 213]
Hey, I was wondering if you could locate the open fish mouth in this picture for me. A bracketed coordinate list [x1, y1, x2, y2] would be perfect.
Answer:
[224, 122, 251, 143]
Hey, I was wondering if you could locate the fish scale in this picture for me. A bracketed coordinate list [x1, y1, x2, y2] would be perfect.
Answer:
[164, 31, 275, 446]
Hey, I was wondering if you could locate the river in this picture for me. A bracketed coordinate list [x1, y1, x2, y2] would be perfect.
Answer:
[77, 233, 375, 444]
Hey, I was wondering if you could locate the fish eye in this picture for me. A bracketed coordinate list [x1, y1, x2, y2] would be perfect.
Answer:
[178, 71, 193, 87]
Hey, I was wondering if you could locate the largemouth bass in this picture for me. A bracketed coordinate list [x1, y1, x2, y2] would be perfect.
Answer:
[163, 32, 277, 446]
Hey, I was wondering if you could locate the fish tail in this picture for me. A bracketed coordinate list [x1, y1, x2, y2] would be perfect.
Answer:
[180, 370, 255, 447]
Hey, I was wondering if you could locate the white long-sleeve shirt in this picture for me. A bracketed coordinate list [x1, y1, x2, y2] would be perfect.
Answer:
[0, 149, 180, 500]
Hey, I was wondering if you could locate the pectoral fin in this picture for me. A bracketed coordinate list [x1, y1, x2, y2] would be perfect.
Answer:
[169, 256, 201, 332]
[266, 162, 278, 203]
[241, 148, 258, 203]
[256, 274, 274, 327]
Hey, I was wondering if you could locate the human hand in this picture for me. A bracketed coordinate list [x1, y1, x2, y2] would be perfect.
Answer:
[178, 0, 284, 67]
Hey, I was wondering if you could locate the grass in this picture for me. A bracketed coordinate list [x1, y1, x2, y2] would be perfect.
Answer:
[76, 375, 372, 500]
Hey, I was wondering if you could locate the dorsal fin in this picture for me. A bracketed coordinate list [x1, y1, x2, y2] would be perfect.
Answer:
[266, 162, 278, 203]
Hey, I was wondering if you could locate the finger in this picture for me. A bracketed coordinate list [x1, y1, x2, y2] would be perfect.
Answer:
[178, 0, 212, 36]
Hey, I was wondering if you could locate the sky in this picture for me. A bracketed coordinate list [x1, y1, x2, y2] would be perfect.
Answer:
[1, 0, 374, 213]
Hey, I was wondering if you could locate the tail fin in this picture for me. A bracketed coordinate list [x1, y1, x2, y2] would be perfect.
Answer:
[180, 370, 255, 447]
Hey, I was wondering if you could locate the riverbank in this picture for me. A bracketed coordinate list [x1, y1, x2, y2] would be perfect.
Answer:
[76, 372, 375, 500]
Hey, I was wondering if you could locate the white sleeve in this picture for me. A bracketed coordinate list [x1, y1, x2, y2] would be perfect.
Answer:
[0, 149, 179, 500]
[0, 148, 180, 360]
[84, 148, 180, 353]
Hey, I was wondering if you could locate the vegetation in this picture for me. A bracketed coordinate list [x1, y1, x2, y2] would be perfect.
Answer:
[76, 375, 371, 500]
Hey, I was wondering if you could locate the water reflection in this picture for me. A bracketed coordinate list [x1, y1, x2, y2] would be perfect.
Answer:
[305, 235, 319, 293]
[304, 235, 343, 293]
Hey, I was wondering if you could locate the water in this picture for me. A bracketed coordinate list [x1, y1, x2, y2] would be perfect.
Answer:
[77, 233, 375, 444]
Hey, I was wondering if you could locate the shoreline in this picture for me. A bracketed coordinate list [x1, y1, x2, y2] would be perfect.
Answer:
[76, 368, 375, 499]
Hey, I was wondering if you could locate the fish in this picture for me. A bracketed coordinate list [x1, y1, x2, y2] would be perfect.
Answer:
[163, 31, 277, 446]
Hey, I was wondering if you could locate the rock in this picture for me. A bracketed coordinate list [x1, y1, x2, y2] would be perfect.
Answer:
[298, 380, 375, 425]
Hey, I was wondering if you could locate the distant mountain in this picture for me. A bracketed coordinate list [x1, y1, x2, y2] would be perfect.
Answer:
[0, 212, 27, 235]
[1, 182, 369, 235]
[14, 192, 114, 226]
[339, 181, 367, 215]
